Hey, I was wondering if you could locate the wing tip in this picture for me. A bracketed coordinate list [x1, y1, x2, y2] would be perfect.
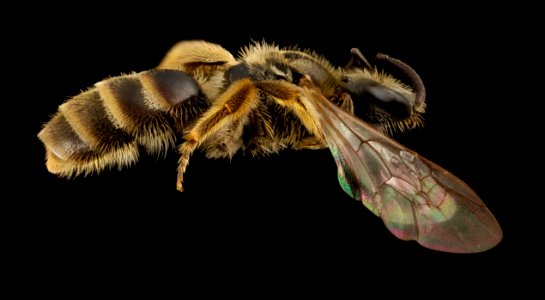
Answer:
[420, 227, 503, 254]
[385, 217, 503, 253]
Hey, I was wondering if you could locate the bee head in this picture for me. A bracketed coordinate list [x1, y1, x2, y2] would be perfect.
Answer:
[341, 49, 426, 134]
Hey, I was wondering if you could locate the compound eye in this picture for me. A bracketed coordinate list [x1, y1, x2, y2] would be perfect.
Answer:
[342, 76, 413, 120]
[367, 86, 413, 119]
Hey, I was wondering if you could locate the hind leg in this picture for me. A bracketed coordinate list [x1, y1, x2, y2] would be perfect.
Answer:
[176, 78, 259, 191]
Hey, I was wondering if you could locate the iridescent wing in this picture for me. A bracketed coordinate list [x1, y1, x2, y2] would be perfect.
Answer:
[299, 79, 502, 253]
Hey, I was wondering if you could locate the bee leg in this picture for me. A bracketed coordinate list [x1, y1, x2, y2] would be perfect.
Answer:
[176, 78, 259, 191]
[256, 80, 323, 140]
[176, 141, 197, 192]
[257, 81, 354, 148]
[293, 137, 326, 150]
[336, 93, 354, 114]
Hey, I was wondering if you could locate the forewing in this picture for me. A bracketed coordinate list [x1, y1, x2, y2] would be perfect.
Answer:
[300, 82, 502, 253]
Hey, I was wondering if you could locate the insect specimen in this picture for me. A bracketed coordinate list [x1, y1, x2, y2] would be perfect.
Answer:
[38, 40, 502, 253]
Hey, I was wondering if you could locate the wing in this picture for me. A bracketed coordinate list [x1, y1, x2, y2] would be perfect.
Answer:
[299, 78, 502, 253]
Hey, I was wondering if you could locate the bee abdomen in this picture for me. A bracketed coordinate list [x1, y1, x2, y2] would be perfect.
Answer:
[38, 111, 139, 177]
[59, 89, 134, 152]
[38, 69, 208, 177]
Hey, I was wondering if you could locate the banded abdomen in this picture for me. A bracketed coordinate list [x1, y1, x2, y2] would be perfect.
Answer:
[38, 70, 209, 177]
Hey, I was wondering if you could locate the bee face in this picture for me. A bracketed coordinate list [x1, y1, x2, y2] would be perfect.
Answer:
[38, 40, 501, 253]
[341, 69, 421, 131]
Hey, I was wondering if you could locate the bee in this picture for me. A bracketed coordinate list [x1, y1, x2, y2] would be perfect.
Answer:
[38, 40, 502, 253]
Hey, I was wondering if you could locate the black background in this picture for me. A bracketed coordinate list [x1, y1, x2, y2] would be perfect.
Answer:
[13, 2, 531, 293]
